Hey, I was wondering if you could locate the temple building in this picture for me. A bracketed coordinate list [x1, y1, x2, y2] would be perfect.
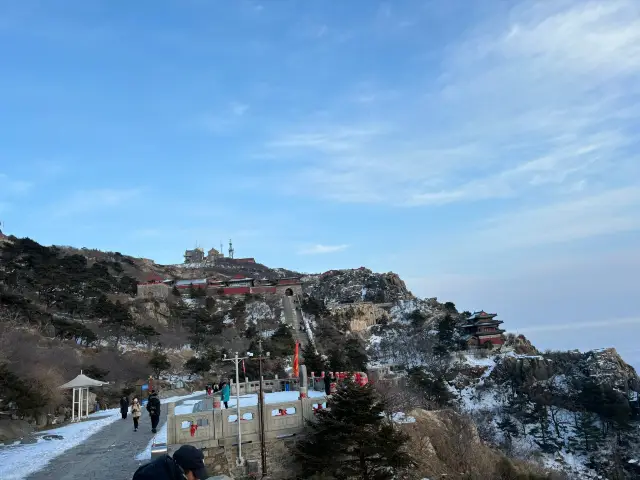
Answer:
[461, 311, 505, 348]
[206, 247, 224, 263]
[184, 247, 205, 264]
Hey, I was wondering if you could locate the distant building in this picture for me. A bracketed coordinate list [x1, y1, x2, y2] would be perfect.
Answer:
[206, 247, 224, 263]
[184, 247, 205, 264]
[175, 278, 208, 291]
[275, 277, 303, 296]
[461, 311, 505, 348]
[137, 273, 170, 299]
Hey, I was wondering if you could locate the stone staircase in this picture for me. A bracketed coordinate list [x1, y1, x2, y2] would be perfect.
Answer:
[282, 295, 308, 349]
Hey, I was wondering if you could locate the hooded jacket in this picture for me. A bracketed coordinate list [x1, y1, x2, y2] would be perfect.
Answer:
[132, 455, 183, 480]
[146, 392, 161, 416]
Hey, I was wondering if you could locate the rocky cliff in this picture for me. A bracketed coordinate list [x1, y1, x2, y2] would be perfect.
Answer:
[303, 267, 413, 305]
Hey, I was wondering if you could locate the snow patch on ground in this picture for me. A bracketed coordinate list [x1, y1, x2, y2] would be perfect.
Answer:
[301, 312, 316, 347]
[391, 412, 416, 424]
[0, 409, 121, 480]
[245, 301, 272, 329]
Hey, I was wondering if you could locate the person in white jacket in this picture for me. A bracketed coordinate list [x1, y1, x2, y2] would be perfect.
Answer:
[131, 398, 142, 432]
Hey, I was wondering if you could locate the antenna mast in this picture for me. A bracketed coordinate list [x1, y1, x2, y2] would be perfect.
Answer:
[228, 239, 234, 259]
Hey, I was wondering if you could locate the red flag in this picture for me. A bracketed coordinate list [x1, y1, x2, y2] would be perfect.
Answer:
[293, 341, 299, 378]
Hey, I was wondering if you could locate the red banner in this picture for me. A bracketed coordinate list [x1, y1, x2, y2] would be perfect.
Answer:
[293, 341, 299, 378]
[242, 359, 246, 375]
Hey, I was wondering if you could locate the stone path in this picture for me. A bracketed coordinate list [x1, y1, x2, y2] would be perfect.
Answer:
[28, 396, 203, 480]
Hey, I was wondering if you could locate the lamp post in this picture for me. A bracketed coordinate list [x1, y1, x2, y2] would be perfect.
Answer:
[250, 339, 270, 477]
[223, 351, 248, 466]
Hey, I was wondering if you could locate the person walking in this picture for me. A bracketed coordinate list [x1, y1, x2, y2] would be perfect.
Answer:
[220, 381, 230, 409]
[120, 396, 129, 420]
[132, 444, 208, 480]
[146, 390, 161, 433]
[131, 398, 142, 432]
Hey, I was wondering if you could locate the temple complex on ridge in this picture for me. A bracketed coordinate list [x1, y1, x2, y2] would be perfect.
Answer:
[461, 311, 505, 348]
[183, 239, 255, 265]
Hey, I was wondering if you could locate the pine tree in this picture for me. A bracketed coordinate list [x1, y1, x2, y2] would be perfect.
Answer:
[344, 338, 368, 372]
[437, 313, 456, 351]
[296, 381, 412, 479]
[569, 411, 601, 453]
[302, 342, 326, 374]
[149, 350, 171, 378]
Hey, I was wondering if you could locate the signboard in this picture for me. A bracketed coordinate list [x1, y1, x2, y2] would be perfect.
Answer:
[141, 384, 149, 391]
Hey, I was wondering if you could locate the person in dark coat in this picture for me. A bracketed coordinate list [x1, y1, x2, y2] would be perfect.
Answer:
[324, 372, 331, 395]
[120, 396, 129, 420]
[146, 390, 161, 433]
[132, 444, 208, 480]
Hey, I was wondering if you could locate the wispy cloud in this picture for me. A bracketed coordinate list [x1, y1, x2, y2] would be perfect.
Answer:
[0, 173, 32, 195]
[515, 317, 640, 334]
[259, 0, 640, 218]
[230, 102, 249, 116]
[52, 188, 143, 217]
[298, 244, 350, 255]
[201, 101, 250, 134]
[471, 186, 640, 250]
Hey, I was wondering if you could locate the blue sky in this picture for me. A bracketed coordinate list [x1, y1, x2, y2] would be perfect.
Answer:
[1, 1, 640, 364]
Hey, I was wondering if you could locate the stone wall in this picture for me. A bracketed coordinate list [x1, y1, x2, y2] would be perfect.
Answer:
[137, 283, 170, 299]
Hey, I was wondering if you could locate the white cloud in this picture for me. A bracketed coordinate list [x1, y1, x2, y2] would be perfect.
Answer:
[298, 244, 349, 255]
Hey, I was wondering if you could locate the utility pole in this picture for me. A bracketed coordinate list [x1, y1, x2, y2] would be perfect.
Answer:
[223, 351, 248, 466]
[250, 339, 270, 477]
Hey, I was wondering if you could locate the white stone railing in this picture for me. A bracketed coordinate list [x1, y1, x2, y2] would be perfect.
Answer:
[166, 396, 329, 448]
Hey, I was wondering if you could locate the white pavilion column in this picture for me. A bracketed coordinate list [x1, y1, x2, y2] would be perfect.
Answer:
[79, 387, 83, 419]
[85, 388, 89, 418]
[72, 388, 76, 422]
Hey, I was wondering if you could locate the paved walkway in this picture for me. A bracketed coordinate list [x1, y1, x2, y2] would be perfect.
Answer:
[28, 396, 202, 480]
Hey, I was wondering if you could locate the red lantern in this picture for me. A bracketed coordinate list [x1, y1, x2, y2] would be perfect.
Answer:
[190, 422, 198, 437]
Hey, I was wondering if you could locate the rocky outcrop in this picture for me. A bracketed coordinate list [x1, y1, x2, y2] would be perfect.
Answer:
[491, 354, 554, 383]
[304, 268, 414, 305]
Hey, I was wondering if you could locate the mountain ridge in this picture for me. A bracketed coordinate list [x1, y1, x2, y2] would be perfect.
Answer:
[2, 233, 640, 478]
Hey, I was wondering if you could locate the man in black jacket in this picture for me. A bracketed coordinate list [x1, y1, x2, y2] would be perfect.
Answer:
[132, 444, 208, 480]
[146, 390, 161, 433]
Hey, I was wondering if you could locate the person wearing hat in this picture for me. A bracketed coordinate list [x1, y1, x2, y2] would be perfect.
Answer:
[132, 444, 208, 480]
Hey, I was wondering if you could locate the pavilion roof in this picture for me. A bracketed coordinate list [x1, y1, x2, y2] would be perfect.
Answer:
[59, 373, 108, 389]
